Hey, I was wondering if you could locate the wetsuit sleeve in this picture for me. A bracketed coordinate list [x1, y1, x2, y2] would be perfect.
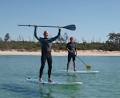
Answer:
[75, 43, 77, 55]
[66, 43, 68, 48]
[75, 43, 77, 50]
[34, 26, 40, 41]
[66, 43, 70, 52]
[48, 29, 61, 42]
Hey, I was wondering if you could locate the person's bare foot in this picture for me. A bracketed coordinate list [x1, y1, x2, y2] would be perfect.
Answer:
[74, 69, 76, 71]
[39, 78, 43, 82]
[48, 78, 53, 82]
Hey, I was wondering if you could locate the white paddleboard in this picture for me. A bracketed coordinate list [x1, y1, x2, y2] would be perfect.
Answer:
[60, 70, 99, 74]
[26, 78, 82, 85]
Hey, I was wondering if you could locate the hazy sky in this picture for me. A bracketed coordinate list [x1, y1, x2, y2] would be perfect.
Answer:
[0, 0, 120, 42]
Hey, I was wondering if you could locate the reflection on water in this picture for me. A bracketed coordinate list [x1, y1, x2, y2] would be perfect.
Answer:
[1, 82, 81, 98]
[38, 83, 81, 98]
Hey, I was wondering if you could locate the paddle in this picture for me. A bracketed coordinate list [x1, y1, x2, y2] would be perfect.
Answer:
[77, 57, 92, 70]
[18, 24, 76, 31]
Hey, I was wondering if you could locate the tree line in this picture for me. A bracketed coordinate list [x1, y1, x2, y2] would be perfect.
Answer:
[0, 32, 120, 51]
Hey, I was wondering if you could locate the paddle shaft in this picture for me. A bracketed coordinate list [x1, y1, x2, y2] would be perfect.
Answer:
[18, 24, 76, 31]
[77, 57, 88, 66]
[18, 25, 59, 28]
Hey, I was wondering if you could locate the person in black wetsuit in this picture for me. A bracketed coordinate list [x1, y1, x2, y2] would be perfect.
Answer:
[66, 37, 77, 71]
[34, 26, 61, 82]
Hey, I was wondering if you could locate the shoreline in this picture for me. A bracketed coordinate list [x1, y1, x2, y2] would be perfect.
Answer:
[0, 50, 120, 56]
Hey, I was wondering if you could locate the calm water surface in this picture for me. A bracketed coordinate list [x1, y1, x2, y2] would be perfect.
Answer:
[0, 55, 120, 98]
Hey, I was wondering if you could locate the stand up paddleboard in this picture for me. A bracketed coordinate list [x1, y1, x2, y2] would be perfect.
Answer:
[26, 78, 82, 85]
[60, 70, 99, 74]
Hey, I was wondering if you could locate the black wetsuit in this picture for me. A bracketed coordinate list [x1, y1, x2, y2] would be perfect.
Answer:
[34, 27, 60, 79]
[66, 42, 77, 71]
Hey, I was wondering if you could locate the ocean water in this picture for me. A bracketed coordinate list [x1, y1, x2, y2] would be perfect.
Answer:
[0, 55, 120, 98]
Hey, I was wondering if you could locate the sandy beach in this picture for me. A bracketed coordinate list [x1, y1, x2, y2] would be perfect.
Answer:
[0, 50, 120, 56]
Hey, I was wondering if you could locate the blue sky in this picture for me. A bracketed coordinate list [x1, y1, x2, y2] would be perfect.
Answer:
[0, 0, 120, 42]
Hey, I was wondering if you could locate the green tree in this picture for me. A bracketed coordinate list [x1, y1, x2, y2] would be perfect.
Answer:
[106, 32, 120, 51]
[4, 33, 10, 42]
[107, 33, 120, 44]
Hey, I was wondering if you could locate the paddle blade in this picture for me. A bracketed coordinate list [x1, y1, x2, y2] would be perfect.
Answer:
[86, 64, 92, 70]
[62, 24, 76, 31]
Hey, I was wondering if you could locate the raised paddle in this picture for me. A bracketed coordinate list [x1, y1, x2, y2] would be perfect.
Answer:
[18, 24, 76, 31]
